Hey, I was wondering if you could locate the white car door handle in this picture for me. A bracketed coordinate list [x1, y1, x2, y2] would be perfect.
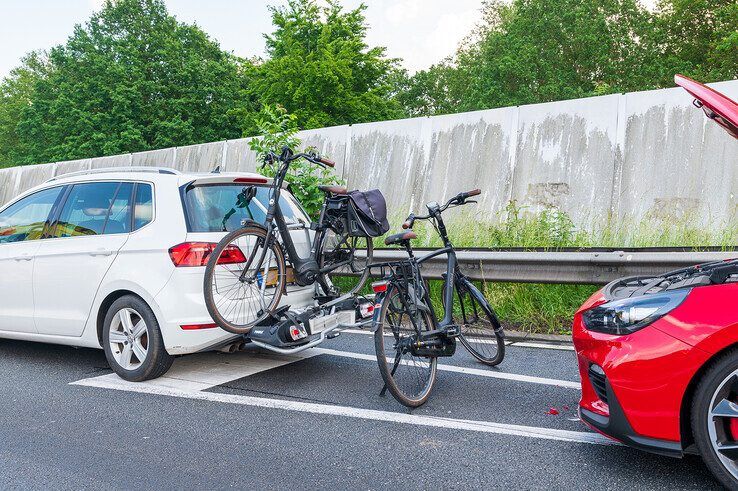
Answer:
[89, 249, 113, 257]
[13, 254, 33, 261]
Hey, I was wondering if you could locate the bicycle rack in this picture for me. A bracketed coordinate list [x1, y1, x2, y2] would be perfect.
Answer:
[243, 290, 375, 356]
[248, 317, 373, 355]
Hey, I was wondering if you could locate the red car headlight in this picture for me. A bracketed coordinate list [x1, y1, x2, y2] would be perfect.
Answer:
[582, 289, 690, 335]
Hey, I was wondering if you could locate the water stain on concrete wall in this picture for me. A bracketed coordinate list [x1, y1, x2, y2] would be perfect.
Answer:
[526, 182, 571, 209]
[512, 111, 617, 225]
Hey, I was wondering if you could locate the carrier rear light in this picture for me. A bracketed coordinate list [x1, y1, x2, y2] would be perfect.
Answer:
[180, 323, 218, 330]
[372, 281, 389, 293]
[168, 242, 246, 267]
[359, 302, 375, 318]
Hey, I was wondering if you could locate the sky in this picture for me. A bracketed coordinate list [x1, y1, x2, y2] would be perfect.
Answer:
[0, 0, 486, 79]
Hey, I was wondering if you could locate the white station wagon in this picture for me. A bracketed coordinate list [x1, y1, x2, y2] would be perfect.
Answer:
[0, 167, 315, 380]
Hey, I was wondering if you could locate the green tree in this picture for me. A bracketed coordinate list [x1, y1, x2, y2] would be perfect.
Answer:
[252, 0, 405, 130]
[652, 0, 737, 83]
[14, 0, 253, 165]
[0, 52, 47, 167]
[394, 60, 466, 117]
[458, 0, 654, 110]
[399, 0, 736, 116]
[248, 105, 341, 217]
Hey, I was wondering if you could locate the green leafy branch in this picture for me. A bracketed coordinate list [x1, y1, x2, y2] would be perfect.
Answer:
[248, 104, 343, 218]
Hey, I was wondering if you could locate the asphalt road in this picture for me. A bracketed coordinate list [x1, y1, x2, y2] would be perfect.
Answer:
[0, 332, 722, 490]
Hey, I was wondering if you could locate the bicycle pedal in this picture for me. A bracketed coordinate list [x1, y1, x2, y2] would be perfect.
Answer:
[326, 332, 340, 339]
[444, 325, 461, 337]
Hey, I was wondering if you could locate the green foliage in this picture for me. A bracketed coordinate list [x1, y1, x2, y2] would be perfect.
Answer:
[250, 0, 406, 130]
[5, 0, 252, 166]
[424, 280, 595, 335]
[0, 52, 48, 167]
[248, 105, 341, 217]
[394, 60, 463, 117]
[651, 0, 738, 83]
[399, 0, 737, 116]
[405, 201, 589, 249]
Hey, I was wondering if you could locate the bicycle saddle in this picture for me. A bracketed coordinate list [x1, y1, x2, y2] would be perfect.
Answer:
[384, 231, 417, 246]
[318, 185, 348, 195]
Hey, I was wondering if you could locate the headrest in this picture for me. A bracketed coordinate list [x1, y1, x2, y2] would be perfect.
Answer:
[81, 193, 112, 217]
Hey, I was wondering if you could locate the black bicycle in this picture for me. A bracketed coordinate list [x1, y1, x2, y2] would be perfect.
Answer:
[203, 146, 376, 334]
[372, 189, 505, 407]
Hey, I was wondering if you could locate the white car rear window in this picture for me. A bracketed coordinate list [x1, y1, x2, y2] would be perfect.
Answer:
[183, 184, 309, 232]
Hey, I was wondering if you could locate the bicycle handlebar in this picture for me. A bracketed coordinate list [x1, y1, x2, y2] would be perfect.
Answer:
[262, 147, 336, 169]
[459, 188, 481, 199]
[402, 189, 482, 229]
[315, 156, 335, 167]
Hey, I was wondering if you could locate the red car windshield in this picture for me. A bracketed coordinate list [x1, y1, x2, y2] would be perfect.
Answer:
[675, 74, 738, 139]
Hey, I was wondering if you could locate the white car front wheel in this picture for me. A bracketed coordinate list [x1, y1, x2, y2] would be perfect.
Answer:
[103, 295, 173, 381]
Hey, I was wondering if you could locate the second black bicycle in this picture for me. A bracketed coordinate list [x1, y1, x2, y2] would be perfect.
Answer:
[372, 189, 506, 407]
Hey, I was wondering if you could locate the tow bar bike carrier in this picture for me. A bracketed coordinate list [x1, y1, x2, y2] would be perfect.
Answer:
[243, 289, 375, 355]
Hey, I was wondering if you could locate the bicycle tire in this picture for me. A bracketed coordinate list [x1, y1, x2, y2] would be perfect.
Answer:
[375, 285, 438, 408]
[204, 226, 286, 334]
[455, 282, 505, 366]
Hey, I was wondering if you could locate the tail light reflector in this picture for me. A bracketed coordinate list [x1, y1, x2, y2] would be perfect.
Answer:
[372, 281, 388, 293]
[168, 242, 246, 267]
[181, 323, 218, 330]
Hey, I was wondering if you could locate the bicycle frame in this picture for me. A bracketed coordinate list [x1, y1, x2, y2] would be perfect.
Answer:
[241, 153, 357, 288]
[374, 193, 500, 336]
[415, 247, 457, 328]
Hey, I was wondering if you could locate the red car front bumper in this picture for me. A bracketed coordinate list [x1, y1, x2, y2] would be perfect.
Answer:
[572, 291, 712, 457]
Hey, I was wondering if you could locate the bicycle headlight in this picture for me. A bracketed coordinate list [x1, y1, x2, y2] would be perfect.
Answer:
[582, 289, 690, 335]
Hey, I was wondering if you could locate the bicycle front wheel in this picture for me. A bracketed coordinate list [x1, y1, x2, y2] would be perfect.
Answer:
[455, 282, 505, 366]
[204, 226, 286, 334]
[375, 286, 437, 408]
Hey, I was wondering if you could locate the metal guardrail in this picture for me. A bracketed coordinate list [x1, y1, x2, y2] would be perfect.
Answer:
[368, 248, 738, 285]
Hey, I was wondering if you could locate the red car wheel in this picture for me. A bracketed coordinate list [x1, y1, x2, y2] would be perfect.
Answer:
[692, 349, 738, 489]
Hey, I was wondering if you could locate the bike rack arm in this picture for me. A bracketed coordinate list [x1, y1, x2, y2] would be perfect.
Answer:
[248, 318, 372, 356]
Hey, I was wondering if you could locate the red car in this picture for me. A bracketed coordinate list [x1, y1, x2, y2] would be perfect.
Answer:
[574, 75, 738, 489]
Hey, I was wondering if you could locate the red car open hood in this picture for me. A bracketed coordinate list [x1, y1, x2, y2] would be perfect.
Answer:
[675, 74, 738, 139]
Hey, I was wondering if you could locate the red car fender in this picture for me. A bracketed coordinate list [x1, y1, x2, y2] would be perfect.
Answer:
[653, 283, 738, 355]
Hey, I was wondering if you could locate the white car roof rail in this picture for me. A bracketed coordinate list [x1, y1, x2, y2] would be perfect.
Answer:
[45, 166, 181, 183]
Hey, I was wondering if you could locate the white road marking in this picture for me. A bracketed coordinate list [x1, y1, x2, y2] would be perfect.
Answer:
[312, 347, 580, 389]
[341, 329, 575, 351]
[103, 350, 318, 391]
[70, 375, 614, 446]
[511, 341, 575, 351]
[83, 345, 578, 391]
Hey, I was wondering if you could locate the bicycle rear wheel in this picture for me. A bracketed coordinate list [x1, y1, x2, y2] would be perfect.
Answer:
[318, 231, 374, 295]
[204, 226, 286, 334]
[375, 286, 437, 408]
[454, 282, 505, 366]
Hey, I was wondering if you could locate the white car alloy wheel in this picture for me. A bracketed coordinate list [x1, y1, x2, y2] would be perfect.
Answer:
[108, 307, 149, 371]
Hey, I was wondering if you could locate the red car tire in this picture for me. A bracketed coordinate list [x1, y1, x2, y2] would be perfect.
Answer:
[692, 347, 738, 490]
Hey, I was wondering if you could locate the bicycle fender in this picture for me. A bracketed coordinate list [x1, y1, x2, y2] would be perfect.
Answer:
[459, 279, 504, 334]
[371, 289, 389, 333]
[237, 219, 268, 232]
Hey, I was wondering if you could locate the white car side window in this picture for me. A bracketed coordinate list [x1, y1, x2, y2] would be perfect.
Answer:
[0, 187, 64, 243]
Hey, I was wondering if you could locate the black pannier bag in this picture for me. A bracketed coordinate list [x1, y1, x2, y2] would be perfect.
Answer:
[346, 189, 390, 237]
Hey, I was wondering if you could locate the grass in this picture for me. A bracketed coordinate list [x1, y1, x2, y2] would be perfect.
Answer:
[341, 202, 738, 336]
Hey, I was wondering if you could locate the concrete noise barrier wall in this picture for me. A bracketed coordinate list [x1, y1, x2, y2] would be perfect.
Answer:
[1, 80, 737, 231]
